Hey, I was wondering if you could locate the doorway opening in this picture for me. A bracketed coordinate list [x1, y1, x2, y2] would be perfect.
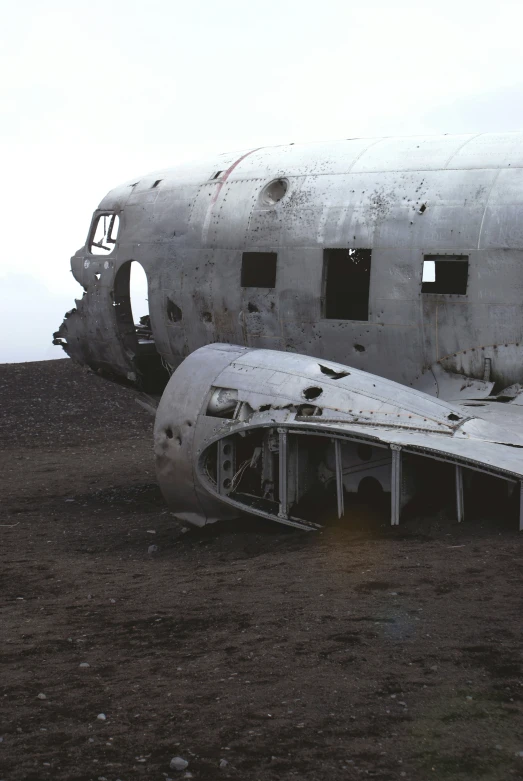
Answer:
[113, 260, 170, 393]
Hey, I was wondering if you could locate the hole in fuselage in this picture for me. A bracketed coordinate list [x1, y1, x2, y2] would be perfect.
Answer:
[167, 298, 182, 322]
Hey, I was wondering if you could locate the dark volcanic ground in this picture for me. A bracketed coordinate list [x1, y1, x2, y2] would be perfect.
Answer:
[1, 359, 523, 781]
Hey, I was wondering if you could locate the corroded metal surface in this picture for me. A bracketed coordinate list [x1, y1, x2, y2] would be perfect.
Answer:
[56, 132, 523, 529]
[56, 132, 523, 393]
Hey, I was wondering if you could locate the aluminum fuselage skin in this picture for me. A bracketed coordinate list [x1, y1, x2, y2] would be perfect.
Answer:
[58, 132, 523, 392]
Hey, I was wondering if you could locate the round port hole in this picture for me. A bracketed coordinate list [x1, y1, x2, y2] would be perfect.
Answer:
[260, 178, 288, 206]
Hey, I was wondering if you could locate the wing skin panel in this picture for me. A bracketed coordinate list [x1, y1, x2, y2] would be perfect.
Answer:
[154, 344, 523, 528]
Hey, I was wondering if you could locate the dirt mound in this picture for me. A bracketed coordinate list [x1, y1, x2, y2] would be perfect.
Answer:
[1, 359, 523, 781]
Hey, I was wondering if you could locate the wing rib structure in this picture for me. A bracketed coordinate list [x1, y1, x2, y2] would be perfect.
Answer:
[154, 344, 523, 531]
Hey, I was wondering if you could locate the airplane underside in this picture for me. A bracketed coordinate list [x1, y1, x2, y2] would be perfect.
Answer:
[153, 344, 523, 532]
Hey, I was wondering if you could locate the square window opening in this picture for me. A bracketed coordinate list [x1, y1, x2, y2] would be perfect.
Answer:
[422, 256, 468, 294]
[90, 213, 120, 255]
[323, 248, 371, 320]
[241, 252, 277, 288]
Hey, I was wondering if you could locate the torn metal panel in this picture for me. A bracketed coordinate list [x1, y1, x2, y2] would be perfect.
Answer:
[414, 363, 494, 401]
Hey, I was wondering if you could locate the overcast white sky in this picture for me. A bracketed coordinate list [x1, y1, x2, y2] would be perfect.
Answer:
[2, 0, 523, 362]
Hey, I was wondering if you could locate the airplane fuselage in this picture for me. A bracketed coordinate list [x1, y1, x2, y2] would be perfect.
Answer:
[57, 132, 523, 395]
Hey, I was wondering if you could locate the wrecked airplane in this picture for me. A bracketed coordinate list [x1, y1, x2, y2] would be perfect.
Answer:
[55, 132, 523, 530]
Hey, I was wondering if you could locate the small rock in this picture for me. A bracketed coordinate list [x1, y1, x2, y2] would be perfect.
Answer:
[146, 530, 156, 534]
[430, 665, 438, 671]
[79, 662, 90, 668]
[180, 527, 189, 534]
[219, 759, 228, 768]
[37, 693, 47, 700]
[495, 744, 503, 750]
[515, 751, 523, 757]
[170, 756, 189, 771]
[96, 713, 107, 721]
[148, 544, 159, 554]
[389, 591, 398, 596]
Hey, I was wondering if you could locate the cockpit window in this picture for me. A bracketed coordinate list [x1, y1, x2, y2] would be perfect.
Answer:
[89, 213, 120, 255]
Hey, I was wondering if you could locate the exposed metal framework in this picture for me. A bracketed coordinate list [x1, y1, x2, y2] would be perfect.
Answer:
[153, 344, 523, 530]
